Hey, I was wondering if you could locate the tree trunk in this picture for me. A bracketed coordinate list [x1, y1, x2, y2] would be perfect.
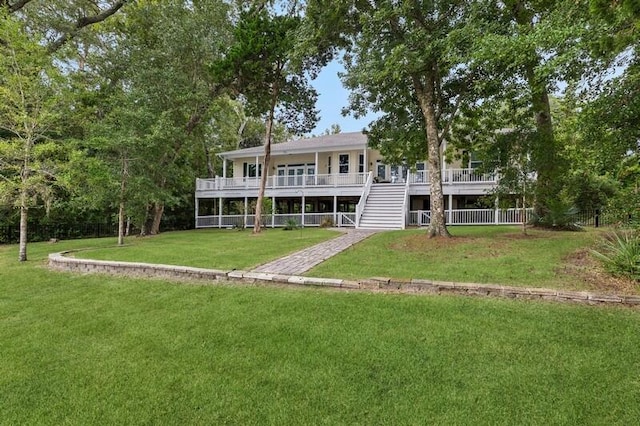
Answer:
[140, 205, 152, 236]
[118, 200, 125, 246]
[204, 143, 215, 178]
[527, 70, 559, 218]
[412, 72, 450, 238]
[511, 0, 561, 219]
[18, 203, 28, 262]
[18, 146, 30, 262]
[118, 157, 127, 246]
[150, 202, 164, 235]
[254, 93, 277, 234]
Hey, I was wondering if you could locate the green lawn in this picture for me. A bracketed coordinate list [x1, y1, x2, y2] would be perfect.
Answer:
[310, 226, 604, 290]
[70, 227, 341, 270]
[1, 237, 640, 424]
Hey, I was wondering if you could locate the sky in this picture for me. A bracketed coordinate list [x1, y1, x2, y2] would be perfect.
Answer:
[309, 60, 380, 135]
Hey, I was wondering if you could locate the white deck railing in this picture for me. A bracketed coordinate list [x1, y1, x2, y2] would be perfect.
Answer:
[196, 209, 532, 229]
[355, 172, 373, 227]
[196, 173, 367, 191]
[196, 169, 497, 192]
[444, 169, 496, 184]
[196, 212, 354, 229]
[408, 208, 533, 226]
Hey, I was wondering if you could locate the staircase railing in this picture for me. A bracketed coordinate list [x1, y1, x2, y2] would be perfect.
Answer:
[355, 171, 373, 228]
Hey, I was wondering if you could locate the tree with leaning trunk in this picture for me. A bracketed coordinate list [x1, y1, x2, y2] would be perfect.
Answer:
[306, 0, 482, 237]
[215, 5, 318, 233]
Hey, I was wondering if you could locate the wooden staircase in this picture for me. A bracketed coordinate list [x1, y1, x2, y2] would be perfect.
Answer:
[358, 184, 406, 230]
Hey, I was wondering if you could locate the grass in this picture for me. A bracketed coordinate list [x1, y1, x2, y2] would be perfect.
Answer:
[1, 237, 640, 424]
[69, 227, 341, 270]
[309, 226, 604, 290]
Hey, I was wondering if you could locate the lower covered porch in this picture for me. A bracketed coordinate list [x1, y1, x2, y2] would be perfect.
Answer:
[195, 196, 360, 228]
[195, 194, 532, 229]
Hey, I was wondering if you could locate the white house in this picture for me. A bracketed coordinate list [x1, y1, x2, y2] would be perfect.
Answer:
[195, 131, 526, 229]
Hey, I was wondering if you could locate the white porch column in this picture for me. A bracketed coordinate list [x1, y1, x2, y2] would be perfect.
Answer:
[272, 196, 276, 228]
[333, 195, 338, 226]
[301, 194, 305, 226]
[255, 155, 259, 181]
[314, 151, 319, 185]
[218, 197, 222, 229]
[194, 196, 199, 228]
[222, 157, 227, 178]
[244, 196, 248, 228]
[495, 196, 500, 225]
[442, 153, 447, 183]
[448, 193, 453, 224]
[363, 147, 368, 174]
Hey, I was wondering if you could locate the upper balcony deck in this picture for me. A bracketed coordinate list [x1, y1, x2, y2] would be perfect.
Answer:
[196, 168, 497, 198]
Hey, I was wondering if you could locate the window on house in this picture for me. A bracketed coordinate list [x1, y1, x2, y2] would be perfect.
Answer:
[327, 156, 332, 174]
[415, 162, 426, 182]
[358, 154, 365, 173]
[376, 160, 386, 180]
[243, 163, 262, 178]
[339, 154, 349, 174]
[470, 152, 482, 169]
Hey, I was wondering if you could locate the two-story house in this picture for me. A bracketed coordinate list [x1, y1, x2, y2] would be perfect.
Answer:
[195, 131, 526, 229]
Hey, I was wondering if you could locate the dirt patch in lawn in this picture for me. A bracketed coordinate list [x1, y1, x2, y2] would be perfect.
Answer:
[559, 249, 639, 295]
[390, 231, 548, 252]
[389, 235, 475, 251]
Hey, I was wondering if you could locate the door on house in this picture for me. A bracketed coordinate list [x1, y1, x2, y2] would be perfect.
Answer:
[287, 165, 305, 186]
[376, 161, 407, 183]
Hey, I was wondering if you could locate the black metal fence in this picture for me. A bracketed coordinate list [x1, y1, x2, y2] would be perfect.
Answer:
[574, 210, 618, 228]
[0, 223, 118, 244]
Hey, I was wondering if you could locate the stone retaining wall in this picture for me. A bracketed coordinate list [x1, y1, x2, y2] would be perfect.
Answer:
[48, 252, 640, 307]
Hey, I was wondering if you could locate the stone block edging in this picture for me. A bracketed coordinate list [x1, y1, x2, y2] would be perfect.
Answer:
[48, 252, 640, 307]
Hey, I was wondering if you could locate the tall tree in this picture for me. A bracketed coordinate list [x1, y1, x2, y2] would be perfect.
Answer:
[77, 0, 233, 235]
[306, 0, 482, 237]
[462, 0, 616, 223]
[215, 6, 318, 233]
[0, 13, 65, 261]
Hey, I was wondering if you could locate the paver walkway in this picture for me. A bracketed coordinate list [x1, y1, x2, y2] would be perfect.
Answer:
[251, 229, 379, 275]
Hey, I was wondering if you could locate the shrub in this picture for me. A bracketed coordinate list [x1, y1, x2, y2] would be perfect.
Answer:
[591, 231, 640, 281]
[320, 217, 335, 228]
[533, 199, 582, 231]
[283, 219, 299, 231]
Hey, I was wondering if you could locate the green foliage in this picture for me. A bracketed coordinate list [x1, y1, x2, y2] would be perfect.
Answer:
[532, 199, 582, 231]
[0, 11, 74, 259]
[320, 216, 335, 228]
[283, 218, 300, 230]
[592, 231, 640, 280]
[213, 7, 318, 136]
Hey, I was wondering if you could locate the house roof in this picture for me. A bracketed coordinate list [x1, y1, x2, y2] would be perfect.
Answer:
[220, 131, 368, 159]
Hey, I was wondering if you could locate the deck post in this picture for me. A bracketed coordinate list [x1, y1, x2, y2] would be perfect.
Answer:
[315, 152, 319, 185]
[333, 195, 338, 226]
[301, 194, 305, 226]
[244, 196, 248, 228]
[218, 197, 222, 228]
[495, 196, 499, 225]
[194, 197, 199, 228]
[272, 196, 276, 228]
